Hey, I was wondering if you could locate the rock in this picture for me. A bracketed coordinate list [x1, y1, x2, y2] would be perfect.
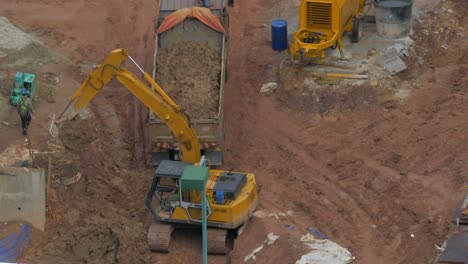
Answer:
[400, 170, 408, 176]
[260, 82, 278, 94]
[417, 56, 425, 65]
[376, 49, 407, 75]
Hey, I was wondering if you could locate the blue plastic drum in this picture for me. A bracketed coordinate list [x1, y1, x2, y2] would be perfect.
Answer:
[271, 20, 288, 51]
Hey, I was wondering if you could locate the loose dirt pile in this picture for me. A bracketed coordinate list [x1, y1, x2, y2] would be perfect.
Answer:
[23, 106, 154, 264]
[38, 226, 119, 264]
[277, 60, 390, 116]
[156, 41, 221, 119]
[58, 116, 98, 151]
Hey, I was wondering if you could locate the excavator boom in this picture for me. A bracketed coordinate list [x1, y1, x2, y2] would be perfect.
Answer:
[60, 48, 201, 163]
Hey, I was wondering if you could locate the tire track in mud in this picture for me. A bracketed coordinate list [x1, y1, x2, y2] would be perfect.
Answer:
[224, 0, 466, 262]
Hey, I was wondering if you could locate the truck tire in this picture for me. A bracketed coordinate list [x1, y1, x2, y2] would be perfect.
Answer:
[351, 18, 362, 43]
[228, 0, 234, 7]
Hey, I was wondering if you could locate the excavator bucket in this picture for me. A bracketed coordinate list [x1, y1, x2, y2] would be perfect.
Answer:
[158, 7, 225, 34]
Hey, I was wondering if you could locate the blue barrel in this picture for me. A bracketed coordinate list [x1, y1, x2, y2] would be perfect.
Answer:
[271, 20, 288, 51]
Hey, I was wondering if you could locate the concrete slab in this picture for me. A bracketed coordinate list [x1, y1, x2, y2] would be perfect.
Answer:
[376, 48, 408, 75]
[0, 167, 45, 231]
[437, 233, 468, 264]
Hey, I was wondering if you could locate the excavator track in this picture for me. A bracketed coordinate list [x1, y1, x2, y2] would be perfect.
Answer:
[148, 221, 174, 252]
[207, 228, 233, 255]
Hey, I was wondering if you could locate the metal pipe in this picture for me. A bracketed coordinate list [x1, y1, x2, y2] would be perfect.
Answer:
[127, 55, 145, 74]
[201, 155, 208, 264]
[202, 187, 208, 264]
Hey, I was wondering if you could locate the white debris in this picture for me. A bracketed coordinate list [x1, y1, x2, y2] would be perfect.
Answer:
[300, 233, 315, 242]
[49, 113, 58, 138]
[244, 245, 264, 262]
[237, 221, 249, 236]
[244, 232, 280, 262]
[260, 82, 278, 94]
[266, 232, 280, 245]
[253, 210, 293, 219]
[434, 244, 444, 251]
[296, 234, 355, 264]
[62, 172, 82, 186]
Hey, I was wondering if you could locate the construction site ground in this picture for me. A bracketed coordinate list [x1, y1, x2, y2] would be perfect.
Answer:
[0, 0, 467, 263]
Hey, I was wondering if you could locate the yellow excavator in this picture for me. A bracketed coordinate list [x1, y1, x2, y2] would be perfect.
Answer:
[59, 48, 258, 254]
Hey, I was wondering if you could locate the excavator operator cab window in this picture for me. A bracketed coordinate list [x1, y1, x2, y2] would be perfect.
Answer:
[24, 82, 32, 92]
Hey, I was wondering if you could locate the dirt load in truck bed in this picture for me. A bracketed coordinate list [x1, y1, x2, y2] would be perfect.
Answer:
[156, 41, 221, 119]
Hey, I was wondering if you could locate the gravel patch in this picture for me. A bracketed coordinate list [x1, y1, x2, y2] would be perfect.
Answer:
[0, 17, 36, 50]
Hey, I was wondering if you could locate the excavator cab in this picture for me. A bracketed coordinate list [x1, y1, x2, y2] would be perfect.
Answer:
[146, 159, 256, 253]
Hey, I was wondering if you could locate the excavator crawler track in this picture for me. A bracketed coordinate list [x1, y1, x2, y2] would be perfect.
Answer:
[148, 221, 174, 252]
[207, 228, 233, 255]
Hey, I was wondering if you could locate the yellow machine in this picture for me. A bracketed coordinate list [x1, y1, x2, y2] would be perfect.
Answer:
[290, 0, 367, 59]
[60, 48, 258, 254]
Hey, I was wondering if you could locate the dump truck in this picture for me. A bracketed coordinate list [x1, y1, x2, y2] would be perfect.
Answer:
[150, 0, 229, 166]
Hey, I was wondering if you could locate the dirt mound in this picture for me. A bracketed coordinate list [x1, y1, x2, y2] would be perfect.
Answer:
[23, 102, 153, 264]
[156, 41, 220, 119]
[38, 226, 119, 264]
[58, 116, 98, 151]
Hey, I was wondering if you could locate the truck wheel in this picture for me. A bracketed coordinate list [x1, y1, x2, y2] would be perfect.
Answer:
[228, 0, 234, 7]
[351, 18, 362, 43]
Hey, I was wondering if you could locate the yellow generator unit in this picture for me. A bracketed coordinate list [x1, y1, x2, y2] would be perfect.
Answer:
[290, 0, 366, 59]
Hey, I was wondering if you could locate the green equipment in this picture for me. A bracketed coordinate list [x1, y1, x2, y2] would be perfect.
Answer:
[10, 72, 36, 106]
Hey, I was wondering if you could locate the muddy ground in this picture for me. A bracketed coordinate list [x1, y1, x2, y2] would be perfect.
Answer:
[0, 0, 467, 263]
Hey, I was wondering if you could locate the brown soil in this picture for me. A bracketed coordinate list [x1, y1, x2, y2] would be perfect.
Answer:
[0, 0, 466, 264]
[38, 225, 120, 264]
[156, 41, 221, 119]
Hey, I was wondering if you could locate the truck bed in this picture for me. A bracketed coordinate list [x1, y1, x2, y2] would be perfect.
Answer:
[150, 0, 227, 165]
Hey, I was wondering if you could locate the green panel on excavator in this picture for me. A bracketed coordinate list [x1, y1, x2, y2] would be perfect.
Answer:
[181, 166, 209, 191]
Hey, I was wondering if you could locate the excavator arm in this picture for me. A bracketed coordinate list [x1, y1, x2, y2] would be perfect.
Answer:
[59, 48, 201, 163]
